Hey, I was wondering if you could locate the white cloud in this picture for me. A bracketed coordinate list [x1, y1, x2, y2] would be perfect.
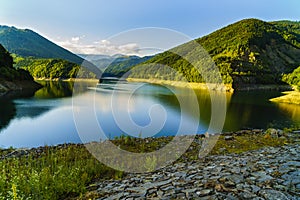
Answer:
[71, 37, 80, 42]
[56, 37, 140, 56]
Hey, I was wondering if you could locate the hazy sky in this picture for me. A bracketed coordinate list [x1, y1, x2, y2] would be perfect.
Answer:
[0, 0, 299, 55]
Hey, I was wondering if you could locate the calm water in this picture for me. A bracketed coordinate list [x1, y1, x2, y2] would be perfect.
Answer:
[0, 80, 299, 148]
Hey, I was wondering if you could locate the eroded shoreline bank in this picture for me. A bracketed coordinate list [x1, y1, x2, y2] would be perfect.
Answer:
[127, 78, 292, 93]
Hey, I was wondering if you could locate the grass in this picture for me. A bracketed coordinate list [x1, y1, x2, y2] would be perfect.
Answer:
[0, 144, 123, 200]
[0, 129, 298, 200]
[211, 132, 288, 154]
[270, 91, 300, 105]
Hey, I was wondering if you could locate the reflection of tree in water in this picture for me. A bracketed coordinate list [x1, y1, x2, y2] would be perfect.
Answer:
[35, 81, 96, 99]
[224, 91, 299, 130]
[0, 99, 16, 131]
[0, 89, 37, 132]
[0, 81, 95, 133]
[34, 81, 74, 98]
[273, 103, 300, 127]
[153, 88, 231, 131]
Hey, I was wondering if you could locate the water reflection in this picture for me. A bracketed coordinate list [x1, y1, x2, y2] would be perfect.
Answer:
[34, 81, 74, 98]
[0, 89, 38, 131]
[224, 91, 300, 130]
[273, 103, 300, 127]
[0, 80, 300, 148]
[0, 100, 16, 131]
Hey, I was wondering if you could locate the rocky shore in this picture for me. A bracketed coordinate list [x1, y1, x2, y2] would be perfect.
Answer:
[0, 80, 42, 96]
[1, 129, 299, 199]
[85, 131, 300, 200]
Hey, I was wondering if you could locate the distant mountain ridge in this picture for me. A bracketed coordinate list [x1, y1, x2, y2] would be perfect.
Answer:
[80, 54, 154, 77]
[129, 18, 300, 90]
[0, 25, 83, 63]
[0, 25, 102, 78]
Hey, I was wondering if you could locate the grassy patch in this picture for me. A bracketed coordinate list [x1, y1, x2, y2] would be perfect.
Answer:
[0, 144, 122, 200]
[210, 132, 288, 155]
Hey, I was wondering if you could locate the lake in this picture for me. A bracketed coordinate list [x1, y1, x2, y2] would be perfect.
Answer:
[0, 80, 299, 148]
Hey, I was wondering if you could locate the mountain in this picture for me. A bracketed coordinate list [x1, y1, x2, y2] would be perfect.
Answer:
[78, 54, 126, 70]
[102, 55, 153, 77]
[271, 20, 300, 39]
[80, 54, 153, 77]
[0, 25, 101, 78]
[79, 54, 153, 74]
[0, 44, 41, 93]
[0, 26, 82, 63]
[129, 19, 300, 90]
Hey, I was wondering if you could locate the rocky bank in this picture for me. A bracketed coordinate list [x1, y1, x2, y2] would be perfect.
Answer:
[0, 80, 42, 96]
[87, 132, 300, 200]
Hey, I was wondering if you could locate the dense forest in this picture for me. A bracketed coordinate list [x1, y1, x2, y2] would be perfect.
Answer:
[102, 55, 153, 77]
[283, 66, 300, 90]
[129, 19, 300, 88]
[0, 44, 34, 82]
[14, 56, 97, 79]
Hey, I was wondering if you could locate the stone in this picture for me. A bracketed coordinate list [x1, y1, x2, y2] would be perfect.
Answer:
[266, 128, 279, 138]
[224, 180, 236, 187]
[239, 190, 257, 199]
[230, 167, 241, 174]
[259, 189, 289, 200]
[196, 189, 212, 197]
[284, 161, 300, 167]
[225, 136, 234, 140]
[250, 185, 261, 193]
[160, 185, 174, 191]
[226, 174, 244, 184]
[251, 171, 273, 183]
[173, 171, 187, 178]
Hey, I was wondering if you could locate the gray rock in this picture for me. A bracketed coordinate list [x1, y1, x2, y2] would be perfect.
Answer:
[284, 161, 300, 167]
[226, 174, 244, 184]
[230, 167, 241, 174]
[251, 171, 274, 183]
[160, 185, 174, 191]
[173, 171, 187, 178]
[239, 190, 257, 199]
[251, 185, 261, 193]
[126, 186, 147, 197]
[225, 136, 234, 140]
[196, 189, 212, 197]
[259, 189, 289, 200]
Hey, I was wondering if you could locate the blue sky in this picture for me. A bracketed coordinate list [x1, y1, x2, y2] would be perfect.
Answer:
[0, 0, 299, 55]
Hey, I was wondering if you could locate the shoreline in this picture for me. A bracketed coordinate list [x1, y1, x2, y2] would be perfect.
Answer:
[270, 91, 300, 105]
[34, 78, 99, 82]
[0, 80, 42, 96]
[127, 78, 292, 93]
[127, 78, 234, 92]
[1, 128, 299, 199]
[1, 127, 297, 152]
